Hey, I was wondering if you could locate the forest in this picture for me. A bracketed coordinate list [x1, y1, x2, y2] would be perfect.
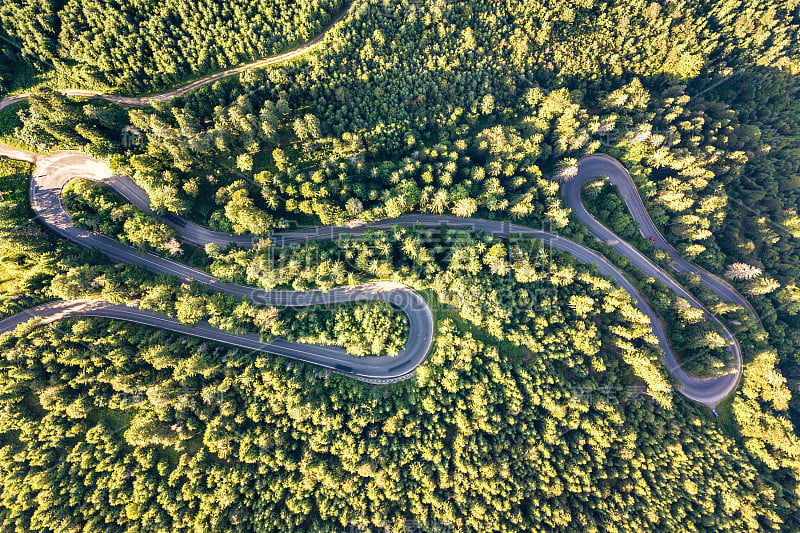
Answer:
[1, 0, 800, 530]
[0, 158, 787, 531]
[0, 0, 348, 93]
[583, 179, 736, 378]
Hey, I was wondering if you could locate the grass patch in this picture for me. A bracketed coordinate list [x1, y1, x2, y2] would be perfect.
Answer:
[712, 390, 739, 439]
[87, 407, 135, 433]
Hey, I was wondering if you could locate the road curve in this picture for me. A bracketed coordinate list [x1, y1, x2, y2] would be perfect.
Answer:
[560, 154, 751, 405]
[0, 294, 430, 385]
[0, 144, 743, 405]
[0, 1, 355, 110]
[567, 155, 761, 322]
[14, 152, 434, 384]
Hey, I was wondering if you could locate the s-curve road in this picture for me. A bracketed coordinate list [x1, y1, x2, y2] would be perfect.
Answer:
[565, 155, 760, 322]
[0, 143, 750, 406]
[10, 151, 434, 384]
[558, 154, 757, 406]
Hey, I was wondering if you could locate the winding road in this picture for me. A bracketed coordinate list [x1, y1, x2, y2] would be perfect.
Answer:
[13, 154, 434, 384]
[0, 10, 760, 406]
[0, 147, 751, 405]
[566, 155, 759, 321]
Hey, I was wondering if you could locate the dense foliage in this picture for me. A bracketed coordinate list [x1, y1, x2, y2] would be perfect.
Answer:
[3, 0, 800, 530]
[0, 312, 783, 532]
[63, 179, 180, 253]
[0, 0, 348, 93]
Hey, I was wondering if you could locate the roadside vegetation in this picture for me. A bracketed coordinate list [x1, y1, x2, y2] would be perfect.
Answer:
[0, 101, 35, 151]
[1, 0, 800, 529]
[0, 0, 348, 95]
[583, 179, 735, 378]
[63, 179, 180, 254]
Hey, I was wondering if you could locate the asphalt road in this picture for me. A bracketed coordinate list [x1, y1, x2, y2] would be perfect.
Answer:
[0, 298, 428, 384]
[561, 155, 749, 406]
[0, 19, 755, 405]
[0, 144, 753, 405]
